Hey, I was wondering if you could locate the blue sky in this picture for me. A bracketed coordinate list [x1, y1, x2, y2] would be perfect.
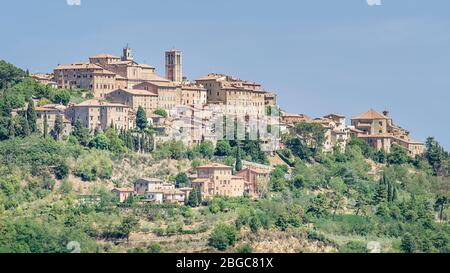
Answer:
[1, 0, 449, 148]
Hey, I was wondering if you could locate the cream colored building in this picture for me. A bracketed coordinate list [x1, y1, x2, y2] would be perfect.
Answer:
[351, 109, 424, 157]
[313, 114, 349, 152]
[192, 163, 246, 198]
[196, 73, 268, 117]
[180, 83, 207, 106]
[133, 81, 181, 112]
[105, 88, 158, 118]
[54, 47, 167, 98]
[35, 104, 72, 137]
[66, 99, 132, 132]
[54, 62, 118, 98]
[134, 178, 191, 204]
[32, 73, 57, 88]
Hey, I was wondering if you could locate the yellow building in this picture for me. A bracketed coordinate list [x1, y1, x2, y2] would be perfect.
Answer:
[180, 82, 207, 106]
[67, 99, 132, 132]
[196, 73, 269, 117]
[35, 104, 72, 138]
[134, 81, 181, 112]
[105, 88, 158, 118]
[54, 47, 167, 98]
[192, 163, 247, 198]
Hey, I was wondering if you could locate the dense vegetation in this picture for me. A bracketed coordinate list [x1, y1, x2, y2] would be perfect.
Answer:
[0, 60, 448, 253]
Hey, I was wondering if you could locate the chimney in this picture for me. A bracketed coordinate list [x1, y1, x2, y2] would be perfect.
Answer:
[383, 110, 389, 117]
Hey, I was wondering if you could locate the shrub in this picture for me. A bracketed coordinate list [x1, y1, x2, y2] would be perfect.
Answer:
[75, 150, 113, 181]
[340, 241, 367, 253]
[235, 244, 253, 253]
[208, 223, 237, 251]
[147, 243, 162, 253]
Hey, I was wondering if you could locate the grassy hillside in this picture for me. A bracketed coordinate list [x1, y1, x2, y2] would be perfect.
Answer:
[0, 60, 448, 253]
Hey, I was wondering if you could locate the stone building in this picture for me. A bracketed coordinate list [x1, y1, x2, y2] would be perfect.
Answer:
[351, 109, 424, 157]
[105, 88, 158, 117]
[133, 81, 181, 112]
[111, 188, 135, 203]
[264, 92, 277, 107]
[134, 178, 191, 204]
[195, 73, 269, 117]
[180, 82, 207, 106]
[35, 104, 72, 137]
[191, 163, 247, 198]
[235, 166, 271, 198]
[281, 113, 311, 125]
[313, 113, 349, 152]
[54, 62, 118, 98]
[66, 99, 132, 132]
[31, 73, 57, 88]
[54, 47, 166, 98]
[165, 49, 183, 83]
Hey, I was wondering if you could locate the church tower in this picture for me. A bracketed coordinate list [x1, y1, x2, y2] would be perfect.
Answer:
[122, 45, 134, 61]
[165, 49, 182, 83]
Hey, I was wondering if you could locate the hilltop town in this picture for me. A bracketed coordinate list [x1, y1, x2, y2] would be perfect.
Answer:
[26, 47, 428, 205]
[32, 46, 424, 156]
[0, 47, 448, 254]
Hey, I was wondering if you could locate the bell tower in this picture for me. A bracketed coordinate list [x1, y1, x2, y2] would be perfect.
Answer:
[122, 45, 134, 61]
[165, 49, 182, 83]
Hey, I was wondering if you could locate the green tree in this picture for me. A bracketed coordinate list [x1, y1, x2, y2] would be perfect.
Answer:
[208, 223, 237, 251]
[187, 186, 202, 207]
[53, 114, 63, 140]
[52, 90, 71, 105]
[425, 137, 448, 175]
[72, 119, 90, 146]
[306, 194, 330, 218]
[373, 150, 387, 164]
[104, 127, 126, 153]
[235, 146, 243, 171]
[136, 106, 148, 130]
[26, 99, 37, 133]
[90, 133, 110, 150]
[175, 172, 190, 188]
[43, 114, 48, 138]
[400, 233, 416, 253]
[374, 172, 389, 204]
[347, 136, 374, 158]
[434, 195, 448, 222]
[287, 122, 326, 160]
[199, 140, 214, 159]
[215, 140, 231, 156]
[0, 60, 26, 89]
[153, 108, 168, 118]
[249, 216, 262, 233]
[387, 144, 410, 165]
[118, 215, 140, 242]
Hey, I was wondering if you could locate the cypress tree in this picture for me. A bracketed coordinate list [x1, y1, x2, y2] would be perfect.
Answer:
[26, 99, 37, 133]
[374, 173, 388, 204]
[187, 189, 199, 207]
[196, 186, 203, 205]
[136, 106, 148, 131]
[43, 114, 48, 138]
[21, 114, 30, 136]
[7, 118, 15, 138]
[235, 146, 243, 171]
[53, 114, 63, 140]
